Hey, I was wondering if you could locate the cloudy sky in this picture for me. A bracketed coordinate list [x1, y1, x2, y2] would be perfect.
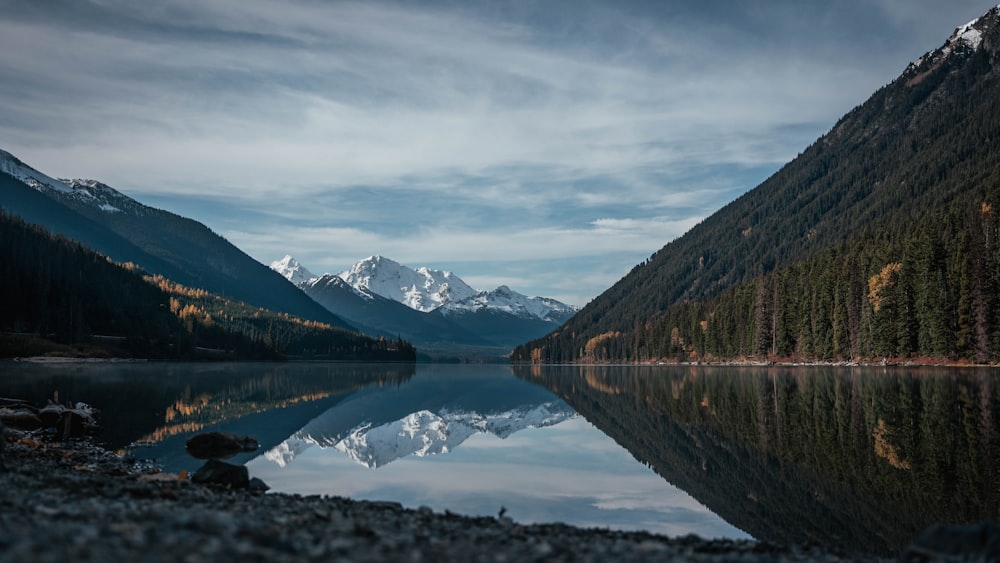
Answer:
[2, 0, 997, 306]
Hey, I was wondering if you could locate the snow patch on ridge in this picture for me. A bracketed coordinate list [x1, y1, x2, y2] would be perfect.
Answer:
[0, 149, 72, 194]
[445, 285, 578, 322]
[909, 7, 997, 70]
[955, 20, 984, 51]
[0, 149, 146, 216]
[270, 255, 317, 286]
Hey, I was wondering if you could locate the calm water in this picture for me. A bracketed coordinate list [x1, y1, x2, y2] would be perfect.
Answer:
[2, 362, 998, 555]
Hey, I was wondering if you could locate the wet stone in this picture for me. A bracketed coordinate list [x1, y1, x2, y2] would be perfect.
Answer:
[191, 459, 249, 489]
[185, 432, 259, 459]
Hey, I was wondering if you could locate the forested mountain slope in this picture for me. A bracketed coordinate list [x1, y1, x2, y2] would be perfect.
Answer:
[514, 6, 1000, 363]
[0, 152, 353, 330]
[0, 211, 414, 361]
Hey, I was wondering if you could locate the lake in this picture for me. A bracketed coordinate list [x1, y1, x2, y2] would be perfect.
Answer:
[2, 362, 997, 555]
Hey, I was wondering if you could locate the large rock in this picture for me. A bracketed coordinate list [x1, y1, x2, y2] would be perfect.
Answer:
[191, 459, 250, 489]
[185, 432, 259, 459]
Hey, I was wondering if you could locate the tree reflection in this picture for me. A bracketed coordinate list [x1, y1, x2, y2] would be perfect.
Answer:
[515, 365, 1000, 555]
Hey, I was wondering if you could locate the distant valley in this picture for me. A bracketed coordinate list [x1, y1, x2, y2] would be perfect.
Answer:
[0, 147, 575, 361]
[6, 5, 1000, 365]
[0, 150, 412, 361]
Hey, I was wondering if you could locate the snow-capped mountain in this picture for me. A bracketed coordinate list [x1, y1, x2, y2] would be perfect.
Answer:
[338, 255, 479, 312]
[60, 179, 150, 215]
[265, 401, 577, 469]
[908, 7, 995, 72]
[0, 148, 353, 329]
[0, 149, 72, 195]
[333, 255, 578, 320]
[270, 254, 317, 286]
[268, 254, 579, 353]
[298, 273, 489, 348]
[0, 149, 136, 215]
[446, 285, 577, 323]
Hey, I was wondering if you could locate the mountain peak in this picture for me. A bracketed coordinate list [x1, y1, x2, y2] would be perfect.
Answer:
[908, 4, 999, 74]
[514, 3, 1000, 364]
[59, 179, 136, 213]
[0, 151, 134, 215]
[446, 285, 578, 323]
[269, 255, 317, 286]
[338, 255, 478, 312]
[0, 149, 72, 195]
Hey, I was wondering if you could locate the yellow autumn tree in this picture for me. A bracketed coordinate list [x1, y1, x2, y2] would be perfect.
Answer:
[868, 262, 902, 312]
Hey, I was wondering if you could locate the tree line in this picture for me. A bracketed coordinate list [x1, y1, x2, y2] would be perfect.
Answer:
[513, 28, 1000, 364]
[527, 201, 1000, 364]
[0, 210, 415, 361]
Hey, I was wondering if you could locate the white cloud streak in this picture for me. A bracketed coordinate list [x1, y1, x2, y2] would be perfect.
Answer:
[2, 0, 997, 303]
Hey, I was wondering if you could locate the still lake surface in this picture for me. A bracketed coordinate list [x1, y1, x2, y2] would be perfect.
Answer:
[2, 361, 998, 555]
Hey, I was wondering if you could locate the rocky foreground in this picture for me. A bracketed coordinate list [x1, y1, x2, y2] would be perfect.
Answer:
[0, 435, 996, 562]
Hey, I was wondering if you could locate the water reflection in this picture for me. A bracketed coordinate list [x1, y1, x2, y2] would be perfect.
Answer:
[243, 364, 747, 539]
[259, 365, 577, 469]
[0, 362, 413, 461]
[513, 364, 1000, 555]
[0, 361, 748, 539]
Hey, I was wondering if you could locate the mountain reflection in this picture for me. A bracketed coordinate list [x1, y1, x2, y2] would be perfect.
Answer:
[262, 365, 578, 468]
[513, 364, 1000, 555]
[0, 362, 414, 457]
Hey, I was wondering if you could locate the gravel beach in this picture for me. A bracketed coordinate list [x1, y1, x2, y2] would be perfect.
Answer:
[0, 435, 902, 563]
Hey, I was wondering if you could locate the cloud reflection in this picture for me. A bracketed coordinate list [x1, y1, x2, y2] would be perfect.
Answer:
[246, 417, 750, 540]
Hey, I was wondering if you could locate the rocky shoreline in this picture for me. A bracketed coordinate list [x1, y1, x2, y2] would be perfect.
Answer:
[0, 435, 904, 563]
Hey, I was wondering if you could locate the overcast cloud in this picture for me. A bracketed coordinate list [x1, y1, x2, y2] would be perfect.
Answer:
[1, 0, 997, 305]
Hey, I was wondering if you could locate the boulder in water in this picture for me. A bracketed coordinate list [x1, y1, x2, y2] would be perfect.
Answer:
[185, 432, 259, 459]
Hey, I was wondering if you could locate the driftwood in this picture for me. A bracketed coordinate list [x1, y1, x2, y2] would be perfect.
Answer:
[0, 398, 99, 439]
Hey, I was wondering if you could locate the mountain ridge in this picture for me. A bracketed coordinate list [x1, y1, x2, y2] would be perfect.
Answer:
[514, 4, 1000, 363]
[339, 255, 479, 312]
[0, 150, 354, 330]
[271, 255, 577, 355]
[273, 254, 577, 322]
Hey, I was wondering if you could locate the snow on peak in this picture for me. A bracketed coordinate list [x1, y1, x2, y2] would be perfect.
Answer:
[953, 17, 985, 50]
[338, 255, 478, 312]
[0, 149, 73, 195]
[445, 285, 578, 322]
[277, 252, 577, 320]
[909, 7, 996, 70]
[0, 150, 140, 215]
[270, 255, 317, 286]
[62, 179, 137, 212]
